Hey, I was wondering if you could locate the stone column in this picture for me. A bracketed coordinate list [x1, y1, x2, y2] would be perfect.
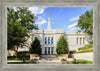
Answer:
[47, 37, 48, 44]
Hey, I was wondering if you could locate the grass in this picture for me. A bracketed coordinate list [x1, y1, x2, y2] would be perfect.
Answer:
[69, 59, 93, 64]
[7, 58, 30, 61]
[7, 62, 30, 64]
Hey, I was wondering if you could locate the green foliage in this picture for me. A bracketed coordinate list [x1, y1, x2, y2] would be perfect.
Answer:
[76, 10, 93, 35]
[76, 49, 93, 53]
[61, 58, 67, 61]
[69, 50, 76, 54]
[29, 37, 41, 54]
[18, 51, 29, 57]
[78, 44, 93, 50]
[7, 7, 38, 50]
[69, 59, 93, 64]
[56, 35, 69, 54]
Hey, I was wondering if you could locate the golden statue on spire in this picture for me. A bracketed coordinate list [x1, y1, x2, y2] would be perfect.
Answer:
[49, 12, 50, 17]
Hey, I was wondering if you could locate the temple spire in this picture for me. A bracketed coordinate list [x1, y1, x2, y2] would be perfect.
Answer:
[47, 13, 51, 30]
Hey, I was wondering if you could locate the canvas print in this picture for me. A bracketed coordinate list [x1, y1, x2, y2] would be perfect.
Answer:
[7, 7, 93, 64]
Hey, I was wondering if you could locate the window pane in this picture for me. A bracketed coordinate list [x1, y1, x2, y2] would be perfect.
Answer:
[45, 47, 47, 54]
[45, 37, 47, 44]
[48, 37, 50, 44]
[80, 38, 81, 44]
[48, 47, 50, 54]
[51, 47, 53, 54]
[51, 37, 53, 44]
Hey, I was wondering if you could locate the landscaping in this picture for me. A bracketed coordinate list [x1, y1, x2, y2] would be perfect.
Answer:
[69, 59, 93, 64]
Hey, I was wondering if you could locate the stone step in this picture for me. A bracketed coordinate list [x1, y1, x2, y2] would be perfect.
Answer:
[40, 54, 57, 58]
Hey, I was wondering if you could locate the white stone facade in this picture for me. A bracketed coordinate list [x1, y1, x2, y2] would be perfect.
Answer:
[30, 13, 89, 54]
[32, 29, 89, 54]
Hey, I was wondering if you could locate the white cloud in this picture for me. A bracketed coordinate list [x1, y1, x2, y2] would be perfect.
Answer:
[69, 16, 79, 21]
[35, 16, 47, 27]
[28, 7, 47, 16]
[68, 22, 78, 31]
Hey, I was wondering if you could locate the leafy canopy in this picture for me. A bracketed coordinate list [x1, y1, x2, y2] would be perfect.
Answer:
[7, 7, 38, 50]
[56, 35, 69, 54]
[76, 10, 93, 35]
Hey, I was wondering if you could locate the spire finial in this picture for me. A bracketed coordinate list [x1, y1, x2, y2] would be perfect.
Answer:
[47, 12, 51, 30]
[49, 12, 50, 17]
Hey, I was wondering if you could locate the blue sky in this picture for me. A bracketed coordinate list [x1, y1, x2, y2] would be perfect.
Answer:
[28, 7, 92, 31]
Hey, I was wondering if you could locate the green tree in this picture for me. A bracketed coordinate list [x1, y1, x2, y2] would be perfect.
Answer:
[56, 35, 69, 54]
[29, 37, 41, 54]
[7, 7, 38, 58]
[76, 10, 93, 35]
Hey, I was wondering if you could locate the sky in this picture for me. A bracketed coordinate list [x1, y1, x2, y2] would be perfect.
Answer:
[28, 7, 92, 31]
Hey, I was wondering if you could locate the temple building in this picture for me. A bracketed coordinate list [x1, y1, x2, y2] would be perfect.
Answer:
[30, 13, 89, 55]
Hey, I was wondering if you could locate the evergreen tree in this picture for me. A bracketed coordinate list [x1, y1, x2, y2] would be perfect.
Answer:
[29, 37, 41, 54]
[56, 35, 69, 54]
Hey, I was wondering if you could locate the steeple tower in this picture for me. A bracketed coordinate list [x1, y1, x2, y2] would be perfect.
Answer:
[47, 13, 51, 30]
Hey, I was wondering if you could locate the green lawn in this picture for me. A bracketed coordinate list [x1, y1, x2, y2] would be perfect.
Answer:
[69, 59, 93, 64]
[7, 62, 30, 64]
[7, 58, 30, 61]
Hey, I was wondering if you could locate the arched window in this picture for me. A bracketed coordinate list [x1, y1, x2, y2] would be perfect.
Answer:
[45, 37, 47, 44]
[51, 37, 53, 44]
[48, 37, 50, 44]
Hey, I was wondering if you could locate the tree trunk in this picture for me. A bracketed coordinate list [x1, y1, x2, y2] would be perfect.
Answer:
[15, 47, 18, 59]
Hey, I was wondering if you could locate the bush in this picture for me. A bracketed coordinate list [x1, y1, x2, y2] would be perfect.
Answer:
[76, 49, 93, 53]
[61, 58, 67, 61]
[56, 35, 69, 54]
[78, 43, 93, 50]
[29, 37, 41, 54]
[18, 51, 29, 57]
[69, 50, 76, 54]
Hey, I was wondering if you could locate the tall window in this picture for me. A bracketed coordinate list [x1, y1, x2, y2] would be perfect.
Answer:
[45, 37, 47, 44]
[45, 47, 47, 54]
[51, 37, 53, 44]
[77, 38, 78, 44]
[83, 38, 85, 44]
[80, 38, 82, 44]
[48, 37, 50, 44]
[48, 47, 50, 54]
[51, 47, 53, 54]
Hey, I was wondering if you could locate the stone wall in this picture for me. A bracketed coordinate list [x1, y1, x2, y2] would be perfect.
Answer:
[73, 52, 93, 61]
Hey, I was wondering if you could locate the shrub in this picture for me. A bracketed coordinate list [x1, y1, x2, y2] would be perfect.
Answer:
[78, 43, 93, 50]
[69, 50, 76, 54]
[76, 49, 93, 53]
[18, 51, 29, 57]
[29, 37, 41, 54]
[56, 35, 69, 54]
[61, 58, 67, 61]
